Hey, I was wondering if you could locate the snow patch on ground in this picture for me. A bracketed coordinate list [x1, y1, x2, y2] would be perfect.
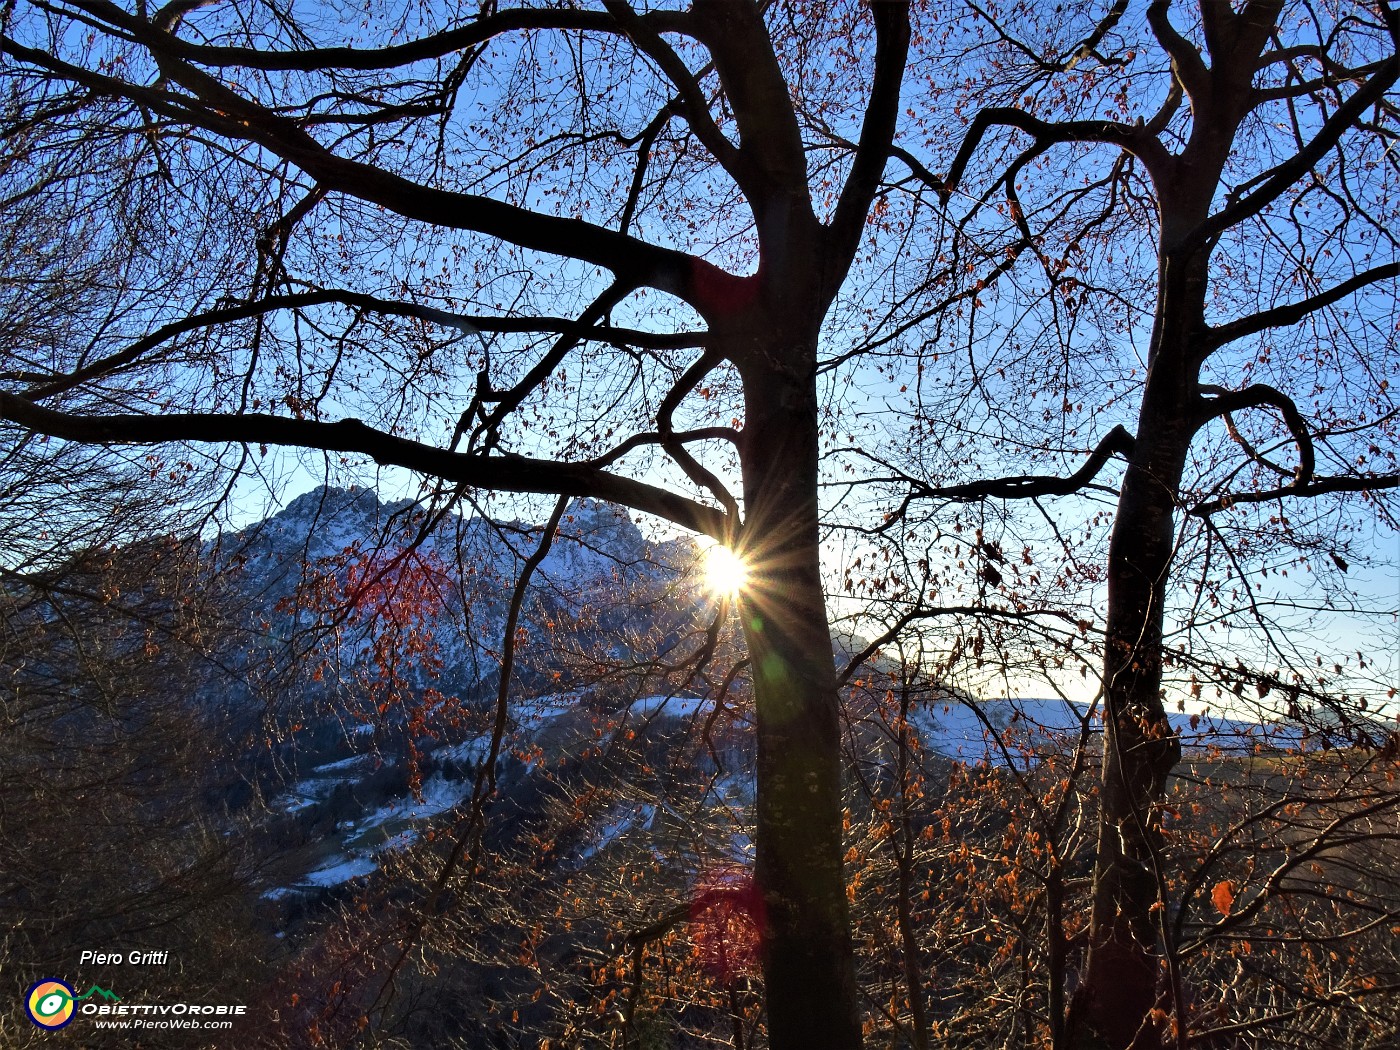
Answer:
[356, 774, 472, 832]
[300, 854, 378, 888]
[728, 832, 754, 861]
[514, 693, 581, 730]
[274, 754, 381, 813]
[277, 775, 356, 813]
[629, 695, 708, 720]
[579, 803, 656, 861]
[377, 830, 419, 853]
[710, 772, 754, 807]
[315, 753, 377, 774]
[437, 735, 493, 766]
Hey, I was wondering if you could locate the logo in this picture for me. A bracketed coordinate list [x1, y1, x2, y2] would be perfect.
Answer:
[24, 980, 121, 1029]
[25, 980, 76, 1029]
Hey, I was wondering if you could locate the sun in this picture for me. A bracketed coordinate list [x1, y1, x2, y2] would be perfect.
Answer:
[702, 542, 749, 599]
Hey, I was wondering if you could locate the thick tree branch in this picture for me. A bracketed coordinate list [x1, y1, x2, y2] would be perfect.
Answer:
[1218, 415, 1293, 480]
[967, 0, 1129, 75]
[656, 348, 739, 521]
[0, 394, 729, 539]
[1197, 383, 1315, 485]
[618, 100, 679, 238]
[908, 425, 1134, 502]
[1144, 75, 1184, 137]
[1147, 0, 1212, 101]
[1253, 58, 1392, 102]
[1064, 0, 1131, 70]
[886, 142, 943, 193]
[825, 2, 910, 282]
[0, 33, 746, 315]
[1223, 2, 1290, 76]
[467, 279, 635, 453]
[1193, 47, 1400, 246]
[602, 2, 749, 188]
[691, 0, 811, 202]
[1206, 262, 1400, 348]
[939, 107, 1171, 201]
[70, 0, 693, 72]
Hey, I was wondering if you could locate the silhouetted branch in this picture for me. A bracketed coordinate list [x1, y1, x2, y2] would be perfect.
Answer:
[1207, 262, 1400, 349]
[1197, 383, 1315, 486]
[1190, 472, 1400, 517]
[907, 425, 1134, 502]
[0, 394, 729, 539]
[12, 289, 706, 402]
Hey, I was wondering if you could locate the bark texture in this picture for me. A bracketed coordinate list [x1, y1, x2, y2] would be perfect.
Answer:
[733, 309, 861, 1050]
[1074, 9, 1283, 1042]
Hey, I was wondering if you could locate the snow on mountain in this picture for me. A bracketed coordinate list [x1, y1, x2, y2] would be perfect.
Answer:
[628, 694, 710, 720]
[539, 499, 649, 588]
[217, 487, 662, 608]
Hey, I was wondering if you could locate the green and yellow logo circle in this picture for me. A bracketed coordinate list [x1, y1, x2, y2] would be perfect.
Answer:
[25, 979, 76, 1029]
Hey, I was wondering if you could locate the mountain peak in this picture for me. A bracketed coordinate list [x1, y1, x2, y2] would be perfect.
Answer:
[561, 498, 643, 549]
[277, 485, 383, 526]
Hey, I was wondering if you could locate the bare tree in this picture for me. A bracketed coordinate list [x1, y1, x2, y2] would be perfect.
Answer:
[0, 3, 920, 1045]
[862, 2, 1400, 1046]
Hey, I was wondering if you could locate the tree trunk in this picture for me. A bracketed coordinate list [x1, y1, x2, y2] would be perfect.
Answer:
[737, 347, 862, 1050]
[1075, 423, 1187, 1050]
[1064, 12, 1303, 1042]
[1074, 250, 1207, 1050]
[895, 681, 931, 1050]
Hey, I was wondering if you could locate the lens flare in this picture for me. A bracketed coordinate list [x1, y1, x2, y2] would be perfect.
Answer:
[703, 543, 749, 599]
[689, 865, 763, 980]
